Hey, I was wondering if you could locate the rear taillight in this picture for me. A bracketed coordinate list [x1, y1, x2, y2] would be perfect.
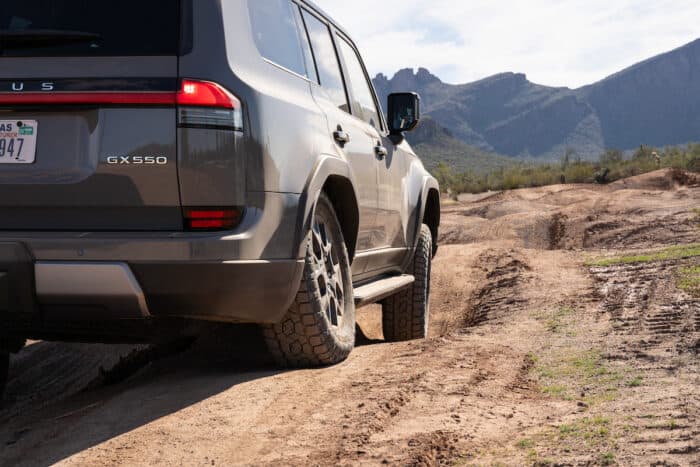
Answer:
[177, 79, 243, 131]
[0, 78, 243, 131]
[184, 208, 243, 231]
[0, 92, 175, 106]
[177, 80, 238, 108]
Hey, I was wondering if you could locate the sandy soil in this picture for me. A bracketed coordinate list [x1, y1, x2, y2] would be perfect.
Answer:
[1, 169, 699, 466]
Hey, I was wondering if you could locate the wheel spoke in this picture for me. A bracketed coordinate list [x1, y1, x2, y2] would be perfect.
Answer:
[327, 292, 339, 326]
[318, 222, 328, 248]
[333, 264, 344, 299]
[312, 228, 324, 261]
[310, 212, 347, 329]
[334, 283, 344, 317]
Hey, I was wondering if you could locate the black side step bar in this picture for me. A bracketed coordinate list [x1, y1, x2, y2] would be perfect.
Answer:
[353, 275, 414, 308]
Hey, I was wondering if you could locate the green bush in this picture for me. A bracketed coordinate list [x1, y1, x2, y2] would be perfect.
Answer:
[433, 144, 700, 195]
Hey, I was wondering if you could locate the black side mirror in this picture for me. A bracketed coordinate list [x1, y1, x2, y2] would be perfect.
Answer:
[388, 92, 421, 137]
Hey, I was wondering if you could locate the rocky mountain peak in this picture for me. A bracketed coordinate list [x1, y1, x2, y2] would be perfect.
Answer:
[372, 38, 700, 161]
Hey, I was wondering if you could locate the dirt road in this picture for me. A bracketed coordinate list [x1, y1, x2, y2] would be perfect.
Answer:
[1, 169, 699, 466]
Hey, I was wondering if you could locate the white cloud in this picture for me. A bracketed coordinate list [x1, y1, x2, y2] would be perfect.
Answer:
[318, 0, 700, 88]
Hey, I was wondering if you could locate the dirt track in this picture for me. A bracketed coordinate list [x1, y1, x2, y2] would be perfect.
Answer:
[1, 169, 699, 466]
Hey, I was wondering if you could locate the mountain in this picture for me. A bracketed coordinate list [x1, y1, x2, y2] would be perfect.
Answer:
[373, 39, 700, 164]
[407, 117, 514, 173]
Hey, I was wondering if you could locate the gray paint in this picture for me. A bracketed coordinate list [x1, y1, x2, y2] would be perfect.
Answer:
[35, 262, 150, 318]
[0, 0, 439, 339]
[0, 108, 181, 230]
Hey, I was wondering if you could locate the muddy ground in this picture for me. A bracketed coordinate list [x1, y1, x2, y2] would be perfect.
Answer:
[1, 169, 699, 466]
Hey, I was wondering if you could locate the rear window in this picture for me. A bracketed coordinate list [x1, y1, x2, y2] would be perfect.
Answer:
[248, 0, 307, 77]
[0, 0, 182, 57]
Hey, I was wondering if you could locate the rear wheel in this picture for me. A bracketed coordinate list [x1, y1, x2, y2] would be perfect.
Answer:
[264, 193, 355, 367]
[382, 224, 433, 342]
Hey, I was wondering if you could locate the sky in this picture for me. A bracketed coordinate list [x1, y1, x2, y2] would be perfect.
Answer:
[320, 0, 700, 88]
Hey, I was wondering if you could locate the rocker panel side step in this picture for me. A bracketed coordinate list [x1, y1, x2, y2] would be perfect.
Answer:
[353, 274, 415, 308]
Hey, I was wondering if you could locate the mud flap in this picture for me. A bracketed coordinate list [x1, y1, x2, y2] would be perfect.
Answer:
[0, 243, 37, 346]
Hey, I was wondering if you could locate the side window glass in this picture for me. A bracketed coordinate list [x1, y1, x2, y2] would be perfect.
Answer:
[337, 37, 381, 130]
[293, 6, 318, 84]
[300, 9, 349, 113]
[248, 0, 307, 77]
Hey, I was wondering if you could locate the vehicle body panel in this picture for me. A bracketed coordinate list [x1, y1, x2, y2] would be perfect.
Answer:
[0, 0, 439, 343]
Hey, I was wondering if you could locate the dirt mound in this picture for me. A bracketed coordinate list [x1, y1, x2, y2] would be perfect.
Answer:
[610, 168, 700, 191]
[440, 171, 700, 251]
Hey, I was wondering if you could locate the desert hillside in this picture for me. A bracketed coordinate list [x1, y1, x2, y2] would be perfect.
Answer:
[374, 39, 700, 161]
[1, 170, 698, 466]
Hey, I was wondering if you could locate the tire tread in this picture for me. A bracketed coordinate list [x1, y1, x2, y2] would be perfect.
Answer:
[264, 194, 355, 367]
[382, 224, 432, 342]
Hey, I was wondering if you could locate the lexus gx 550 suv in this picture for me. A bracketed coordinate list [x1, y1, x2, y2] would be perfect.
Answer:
[0, 0, 440, 398]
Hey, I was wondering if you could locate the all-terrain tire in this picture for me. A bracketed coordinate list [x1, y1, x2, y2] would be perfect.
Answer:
[263, 193, 355, 367]
[0, 352, 9, 403]
[382, 224, 432, 342]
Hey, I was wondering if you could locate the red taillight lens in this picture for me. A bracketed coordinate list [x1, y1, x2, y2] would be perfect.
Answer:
[0, 78, 240, 109]
[0, 92, 175, 106]
[177, 79, 243, 131]
[177, 80, 240, 109]
[184, 208, 242, 231]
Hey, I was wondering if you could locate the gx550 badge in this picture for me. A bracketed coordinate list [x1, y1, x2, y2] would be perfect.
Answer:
[107, 156, 168, 165]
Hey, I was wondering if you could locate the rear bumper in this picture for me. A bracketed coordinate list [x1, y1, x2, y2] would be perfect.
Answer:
[0, 192, 307, 340]
[2, 256, 304, 340]
[130, 260, 304, 323]
[32, 260, 305, 324]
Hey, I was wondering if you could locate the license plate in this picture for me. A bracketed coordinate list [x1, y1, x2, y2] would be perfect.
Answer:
[0, 120, 38, 164]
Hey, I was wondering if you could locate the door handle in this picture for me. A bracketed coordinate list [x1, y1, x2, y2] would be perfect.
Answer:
[333, 126, 350, 145]
[375, 144, 388, 159]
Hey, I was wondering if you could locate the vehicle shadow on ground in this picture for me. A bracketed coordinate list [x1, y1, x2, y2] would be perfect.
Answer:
[0, 323, 386, 466]
[355, 324, 384, 346]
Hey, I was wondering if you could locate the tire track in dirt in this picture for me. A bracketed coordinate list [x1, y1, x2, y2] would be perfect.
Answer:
[304, 248, 534, 466]
[592, 261, 699, 351]
[463, 249, 531, 327]
[386, 249, 537, 466]
[591, 259, 700, 463]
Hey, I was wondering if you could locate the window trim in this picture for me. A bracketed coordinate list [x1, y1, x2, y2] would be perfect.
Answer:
[291, 3, 319, 84]
[334, 31, 386, 133]
[297, 4, 351, 115]
[261, 56, 312, 83]
[294, 1, 388, 134]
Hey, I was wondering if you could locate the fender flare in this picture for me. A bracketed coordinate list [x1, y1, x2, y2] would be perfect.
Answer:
[413, 175, 440, 252]
[295, 155, 360, 260]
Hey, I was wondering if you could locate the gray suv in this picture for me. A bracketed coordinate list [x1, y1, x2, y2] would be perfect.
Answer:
[0, 0, 439, 396]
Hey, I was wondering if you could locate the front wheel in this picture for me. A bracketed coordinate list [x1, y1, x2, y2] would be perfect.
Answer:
[382, 224, 433, 342]
[263, 193, 355, 367]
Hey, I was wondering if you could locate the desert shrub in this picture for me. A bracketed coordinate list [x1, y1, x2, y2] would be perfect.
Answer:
[599, 149, 623, 166]
[565, 162, 595, 183]
[686, 156, 700, 173]
[432, 143, 700, 195]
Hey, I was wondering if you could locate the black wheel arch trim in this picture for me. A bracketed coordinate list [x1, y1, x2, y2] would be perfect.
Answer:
[416, 176, 440, 256]
[296, 155, 360, 262]
[398, 175, 440, 272]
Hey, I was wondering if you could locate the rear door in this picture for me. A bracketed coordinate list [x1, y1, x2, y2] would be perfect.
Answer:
[334, 34, 407, 262]
[0, 0, 184, 230]
[298, 7, 379, 255]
